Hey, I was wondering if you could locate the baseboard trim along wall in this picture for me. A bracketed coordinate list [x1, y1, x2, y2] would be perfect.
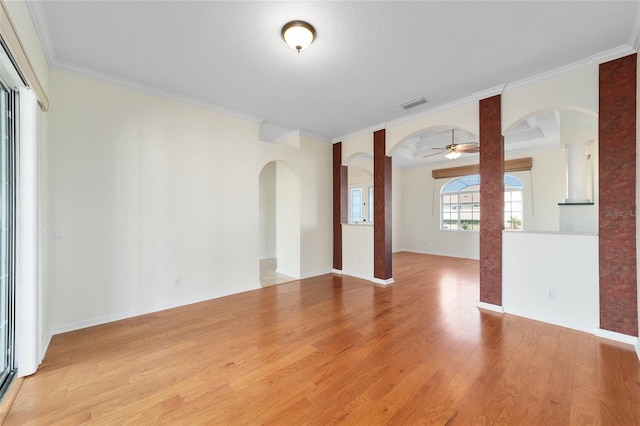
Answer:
[476, 301, 504, 313]
[50, 284, 261, 335]
[372, 277, 394, 285]
[300, 269, 333, 279]
[594, 328, 639, 346]
[478, 305, 639, 356]
[50, 268, 336, 337]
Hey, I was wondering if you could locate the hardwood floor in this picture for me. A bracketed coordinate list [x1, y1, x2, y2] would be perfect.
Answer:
[6, 252, 640, 425]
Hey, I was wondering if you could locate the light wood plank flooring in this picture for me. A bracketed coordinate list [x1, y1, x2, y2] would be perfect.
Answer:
[6, 252, 640, 424]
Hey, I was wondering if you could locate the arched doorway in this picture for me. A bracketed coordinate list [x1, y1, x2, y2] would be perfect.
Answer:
[259, 161, 300, 286]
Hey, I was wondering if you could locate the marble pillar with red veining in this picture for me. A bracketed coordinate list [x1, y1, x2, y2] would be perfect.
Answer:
[333, 142, 347, 270]
[479, 95, 504, 306]
[599, 54, 638, 337]
[374, 129, 392, 280]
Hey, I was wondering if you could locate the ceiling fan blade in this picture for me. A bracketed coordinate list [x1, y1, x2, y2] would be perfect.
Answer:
[431, 147, 447, 150]
[455, 143, 480, 153]
[423, 150, 445, 158]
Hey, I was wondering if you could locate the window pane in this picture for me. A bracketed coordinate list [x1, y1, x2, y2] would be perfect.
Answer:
[368, 186, 373, 223]
[350, 188, 362, 223]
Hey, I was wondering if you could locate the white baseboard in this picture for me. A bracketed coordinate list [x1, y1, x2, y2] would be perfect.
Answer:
[595, 328, 639, 346]
[500, 309, 639, 351]
[340, 270, 373, 282]
[401, 248, 479, 261]
[275, 268, 299, 279]
[372, 277, 394, 285]
[476, 301, 504, 313]
[332, 269, 343, 275]
[50, 284, 261, 335]
[40, 331, 52, 365]
[300, 269, 333, 279]
[504, 306, 598, 335]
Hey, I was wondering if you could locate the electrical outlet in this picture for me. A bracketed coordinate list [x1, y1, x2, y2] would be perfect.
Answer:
[175, 278, 181, 287]
[546, 289, 555, 300]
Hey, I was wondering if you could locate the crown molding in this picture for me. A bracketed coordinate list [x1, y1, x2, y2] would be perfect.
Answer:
[272, 129, 300, 144]
[53, 61, 263, 124]
[300, 129, 331, 143]
[473, 84, 506, 100]
[590, 44, 636, 64]
[332, 122, 386, 144]
[630, 3, 640, 52]
[503, 45, 634, 93]
[383, 94, 478, 131]
[25, 0, 56, 66]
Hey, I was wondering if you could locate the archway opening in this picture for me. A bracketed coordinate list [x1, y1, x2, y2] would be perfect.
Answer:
[259, 161, 300, 286]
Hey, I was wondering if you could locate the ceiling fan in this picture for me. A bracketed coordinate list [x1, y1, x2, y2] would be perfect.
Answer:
[423, 129, 479, 160]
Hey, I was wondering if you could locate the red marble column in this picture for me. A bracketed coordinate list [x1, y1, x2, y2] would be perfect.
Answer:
[374, 129, 392, 280]
[479, 95, 504, 306]
[599, 54, 638, 337]
[333, 142, 347, 270]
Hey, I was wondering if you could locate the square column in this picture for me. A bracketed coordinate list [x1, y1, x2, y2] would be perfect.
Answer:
[479, 95, 504, 306]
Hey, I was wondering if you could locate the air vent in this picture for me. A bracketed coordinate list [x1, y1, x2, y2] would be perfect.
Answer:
[399, 97, 428, 110]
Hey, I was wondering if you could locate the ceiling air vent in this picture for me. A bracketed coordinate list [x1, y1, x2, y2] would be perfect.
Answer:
[399, 97, 428, 110]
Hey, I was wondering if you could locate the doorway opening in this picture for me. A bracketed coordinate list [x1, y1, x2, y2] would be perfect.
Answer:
[259, 161, 300, 286]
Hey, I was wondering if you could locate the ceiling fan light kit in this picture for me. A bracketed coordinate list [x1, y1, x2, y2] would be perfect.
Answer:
[445, 151, 461, 160]
[424, 128, 480, 160]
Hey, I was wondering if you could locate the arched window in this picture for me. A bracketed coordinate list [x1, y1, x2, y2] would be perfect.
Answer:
[441, 174, 523, 231]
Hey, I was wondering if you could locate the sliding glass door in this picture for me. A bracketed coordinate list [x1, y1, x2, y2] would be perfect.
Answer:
[0, 74, 17, 396]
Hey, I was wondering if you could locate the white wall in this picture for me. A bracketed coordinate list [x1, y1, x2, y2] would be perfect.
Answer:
[258, 162, 276, 259]
[48, 69, 332, 332]
[297, 135, 333, 279]
[502, 66, 598, 132]
[507, 149, 566, 232]
[275, 161, 300, 278]
[392, 165, 403, 252]
[342, 224, 374, 280]
[503, 231, 599, 333]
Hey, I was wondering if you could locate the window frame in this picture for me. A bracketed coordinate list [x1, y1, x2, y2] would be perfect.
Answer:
[440, 174, 523, 232]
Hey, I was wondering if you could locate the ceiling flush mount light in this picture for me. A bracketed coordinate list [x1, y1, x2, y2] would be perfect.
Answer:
[282, 20, 316, 53]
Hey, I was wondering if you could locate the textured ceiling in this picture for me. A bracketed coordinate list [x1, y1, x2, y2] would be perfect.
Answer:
[29, 1, 639, 144]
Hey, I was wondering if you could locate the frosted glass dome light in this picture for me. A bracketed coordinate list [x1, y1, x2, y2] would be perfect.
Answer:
[282, 21, 316, 53]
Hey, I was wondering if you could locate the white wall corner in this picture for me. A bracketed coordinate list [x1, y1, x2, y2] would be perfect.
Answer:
[25, 0, 56, 65]
[476, 301, 504, 313]
[40, 332, 52, 365]
[594, 328, 639, 346]
[332, 269, 343, 275]
[275, 268, 299, 279]
[372, 277, 394, 286]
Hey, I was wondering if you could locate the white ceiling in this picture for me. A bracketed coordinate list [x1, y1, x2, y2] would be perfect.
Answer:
[29, 1, 639, 150]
